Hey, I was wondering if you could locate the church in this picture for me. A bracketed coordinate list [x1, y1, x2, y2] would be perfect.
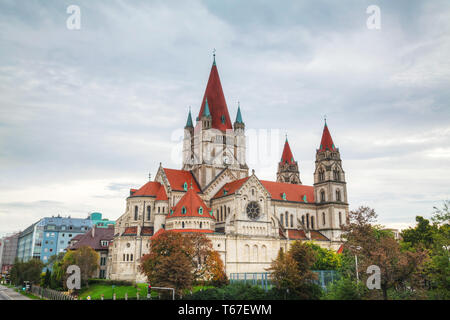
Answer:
[107, 56, 349, 282]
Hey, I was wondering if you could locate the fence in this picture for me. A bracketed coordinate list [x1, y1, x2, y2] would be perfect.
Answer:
[229, 270, 340, 292]
[312, 270, 340, 291]
[229, 273, 272, 291]
[31, 285, 75, 300]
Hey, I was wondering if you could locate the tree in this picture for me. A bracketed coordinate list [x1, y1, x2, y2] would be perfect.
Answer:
[268, 243, 320, 300]
[185, 233, 214, 281]
[305, 242, 342, 270]
[204, 250, 228, 287]
[401, 216, 437, 250]
[342, 206, 429, 300]
[431, 200, 450, 225]
[62, 246, 99, 288]
[322, 277, 367, 300]
[10, 258, 44, 286]
[140, 231, 195, 296]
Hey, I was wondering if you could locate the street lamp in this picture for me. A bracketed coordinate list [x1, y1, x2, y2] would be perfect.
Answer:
[350, 246, 362, 283]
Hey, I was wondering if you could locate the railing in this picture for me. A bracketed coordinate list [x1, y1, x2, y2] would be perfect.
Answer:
[229, 270, 340, 292]
[31, 285, 74, 300]
[229, 272, 272, 291]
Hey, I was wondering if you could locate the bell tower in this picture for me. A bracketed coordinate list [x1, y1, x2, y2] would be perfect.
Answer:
[276, 136, 301, 184]
[313, 120, 348, 242]
[182, 54, 248, 189]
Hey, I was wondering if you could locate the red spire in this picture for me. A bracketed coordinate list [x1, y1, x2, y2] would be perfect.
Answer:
[319, 122, 336, 151]
[197, 61, 232, 132]
[280, 138, 295, 165]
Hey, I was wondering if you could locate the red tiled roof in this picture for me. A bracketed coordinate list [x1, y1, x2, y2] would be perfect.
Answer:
[287, 229, 307, 240]
[310, 231, 329, 241]
[169, 229, 214, 234]
[141, 227, 154, 236]
[122, 226, 137, 236]
[260, 180, 315, 203]
[319, 123, 336, 152]
[150, 228, 165, 240]
[167, 187, 215, 220]
[155, 185, 168, 201]
[196, 62, 232, 132]
[212, 177, 249, 199]
[68, 227, 114, 251]
[130, 181, 162, 197]
[163, 168, 201, 193]
[281, 139, 295, 165]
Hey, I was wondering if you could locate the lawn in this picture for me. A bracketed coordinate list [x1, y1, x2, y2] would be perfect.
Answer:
[78, 283, 212, 300]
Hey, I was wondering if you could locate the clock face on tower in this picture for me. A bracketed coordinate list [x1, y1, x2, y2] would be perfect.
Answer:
[246, 201, 260, 220]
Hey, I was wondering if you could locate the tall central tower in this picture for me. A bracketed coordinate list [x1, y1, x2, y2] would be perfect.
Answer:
[182, 55, 248, 189]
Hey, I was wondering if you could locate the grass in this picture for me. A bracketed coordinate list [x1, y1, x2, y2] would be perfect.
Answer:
[78, 283, 213, 300]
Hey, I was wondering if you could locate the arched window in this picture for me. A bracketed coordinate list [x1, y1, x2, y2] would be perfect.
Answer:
[322, 212, 326, 225]
[220, 206, 223, 221]
[262, 245, 267, 261]
[200, 222, 202, 229]
[339, 212, 342, 226]
[198, 207, 203, 215]
[162, 207, 165, 213]
[253, 245, 258, 262]
[216, 209, 219, 219]
[130, 254, 133, 262]
[134, 206, 138, 220]
[285, 212, 288, 227]
[302, 215, 305, 226]
[320, 190, 326, 202]
[306, 213, 310, 229]
[334, 168, 340, 181]
[126, 254, 129, 261]
[158, 207, 160, 213]
[280, 214, 284, 226]
[147, 206, 151, 220]
[336, 190, 341, 202]
[181, 206, 187, 214]
[311, 216, 314, 229]
[290, 215, 293, 228]
[252, 189, 255, 196]
[123, 254, 125, 261]
[182, 221, 185, 228]
[319, 169, 325, 182]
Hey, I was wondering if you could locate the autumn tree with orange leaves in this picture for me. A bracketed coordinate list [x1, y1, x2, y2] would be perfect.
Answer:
[140, 231, 227, 295]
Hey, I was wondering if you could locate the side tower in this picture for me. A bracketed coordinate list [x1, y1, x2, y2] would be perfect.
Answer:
[276, 136, 302, 184]
[182, 55, 248, 189]
[313, 121, 348, 242]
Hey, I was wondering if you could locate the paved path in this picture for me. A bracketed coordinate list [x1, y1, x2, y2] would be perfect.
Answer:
[0, 285, 31, 300]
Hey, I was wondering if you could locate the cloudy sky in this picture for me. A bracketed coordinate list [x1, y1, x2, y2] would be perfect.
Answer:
[1, 0, 449, 237]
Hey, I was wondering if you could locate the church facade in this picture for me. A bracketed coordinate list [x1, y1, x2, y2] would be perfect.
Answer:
[107, 57, 349, 282]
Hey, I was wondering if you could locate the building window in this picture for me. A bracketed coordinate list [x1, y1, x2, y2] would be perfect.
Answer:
[285, 212, 288, 227]
[311, 216, 315, 229]
[320, 190, 325, 202]
[182, 206, 187, 215]
[123, 254, 125, 261]
[334, 168, 340, 181]
[134, 206, 138, 220]
[147, 206, 151, 221]
[290, 215, 293, 228]
[339, 212, 342, 226]
[130, 254, 133, 262]
[126, 254, 129, 261]
[319, 169, 325, 182]
[280, 214, 284, 226]
[302, 215, 305, 226]
[336, 190, 341, 202]
[322, 212, 326, 225]
[200, 222, 202, 229]
[198, 207, 203, 215]
[182, 221, 185, 228]
[306, 214, 310, 229]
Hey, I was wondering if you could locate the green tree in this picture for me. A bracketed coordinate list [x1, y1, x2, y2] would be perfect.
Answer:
[63, 246, 99, 288]
[322, 277, 367, 300]
[305, 242, 342, 270]
[10, 258, 44, 286]
[268, 242, 321, 300]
